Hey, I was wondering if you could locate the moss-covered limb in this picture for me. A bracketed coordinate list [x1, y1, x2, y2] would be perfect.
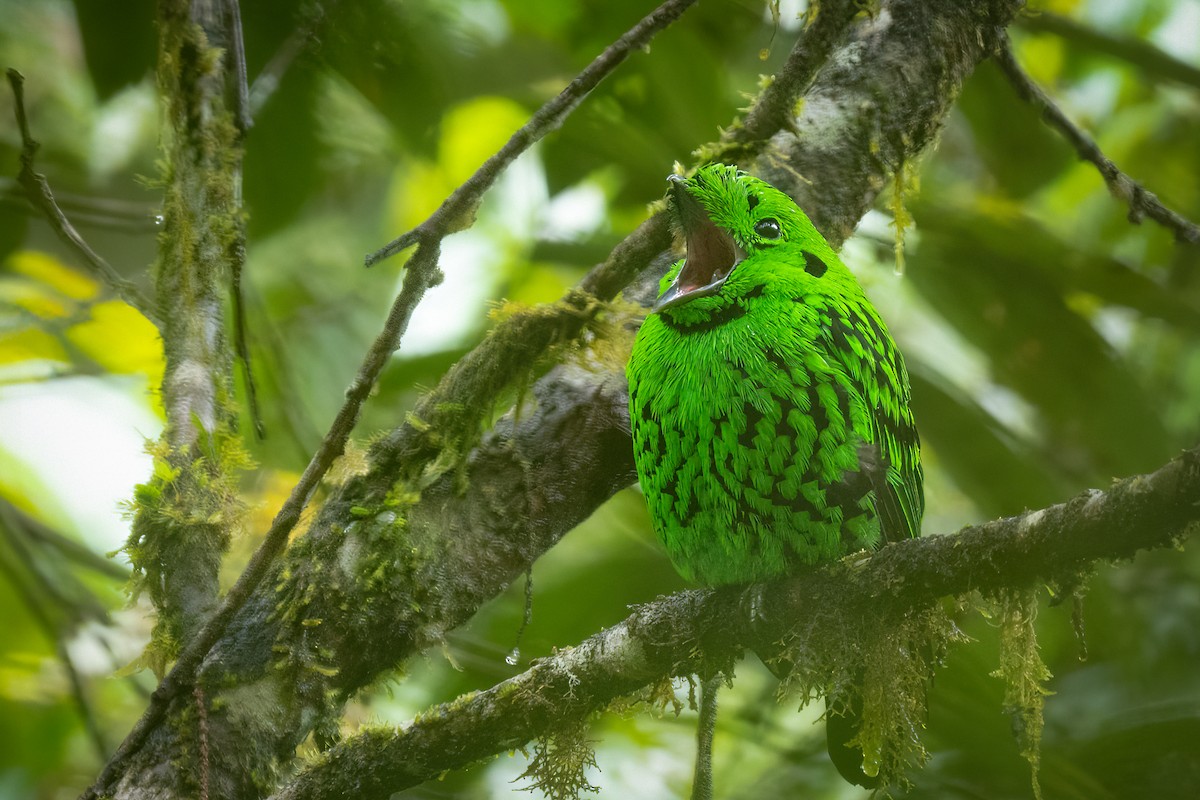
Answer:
[270, 588, 725, 800]
[268, 363, 637, 707]
[273, 447, 1200, 800]
[758, 0, 1023, 246]
[368, 221, 669, 482]
[153, 0, 243, 453]
[124, 0, 248, 654]
[104, 3, 249, 796]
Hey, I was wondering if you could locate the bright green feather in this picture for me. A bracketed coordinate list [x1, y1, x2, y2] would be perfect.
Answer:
[627, 164, 923, 586]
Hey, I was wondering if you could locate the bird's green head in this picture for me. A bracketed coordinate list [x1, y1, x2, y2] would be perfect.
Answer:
[654, 163, 825, 314]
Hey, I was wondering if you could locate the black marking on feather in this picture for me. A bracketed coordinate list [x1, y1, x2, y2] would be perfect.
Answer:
[826, 456, 874, 513]
[834, 382, 853, 428]
[764, 346, 790, 375]
[774, 411, 792, 444]
[768, 484, 824, 518]
[809, 385, 830, 435]
[661, 302, 747, 334]
[803, 251, 828, 278]
[675, 481, 696, 523]
[739, 402, 765, 449]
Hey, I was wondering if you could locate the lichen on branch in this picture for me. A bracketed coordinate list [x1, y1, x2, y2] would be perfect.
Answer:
[126, 0, 249, 672]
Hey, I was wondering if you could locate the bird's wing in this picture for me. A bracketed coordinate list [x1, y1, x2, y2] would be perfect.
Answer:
[816, 285, 924, 543]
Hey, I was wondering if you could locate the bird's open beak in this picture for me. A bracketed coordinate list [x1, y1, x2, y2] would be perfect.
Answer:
[653, 174, 746, 313]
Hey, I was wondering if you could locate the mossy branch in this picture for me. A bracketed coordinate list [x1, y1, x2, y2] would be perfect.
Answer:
[273, 447, 1200, 799]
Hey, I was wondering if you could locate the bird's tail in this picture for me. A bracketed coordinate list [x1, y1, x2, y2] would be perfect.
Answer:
[825, 689, 879, 789]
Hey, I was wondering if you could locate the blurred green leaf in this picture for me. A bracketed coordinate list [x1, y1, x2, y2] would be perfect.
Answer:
[72, 0, 155, 100]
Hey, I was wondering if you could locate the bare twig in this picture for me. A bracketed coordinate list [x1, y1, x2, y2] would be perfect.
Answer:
[222, 0, 265, 439]
[0, 177, 160, 233]
[0, 511, 110, 760]
[223, 0, 251, 134]
[273, 446, 1200, 799]
[364, 0, 701, 267]
[994, 37, 1200, 245]
[248, 0, 339, 117]
[0, 499, 129, 581]
[230, 238, 264, 439]
[5, 69, 160, 324]
[1016, 10, 1200, 91]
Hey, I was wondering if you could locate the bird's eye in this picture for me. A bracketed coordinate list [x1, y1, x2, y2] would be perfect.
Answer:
[754, 218, 781, 240]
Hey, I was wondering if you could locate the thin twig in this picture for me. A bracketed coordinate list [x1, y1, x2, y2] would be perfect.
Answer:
[1016, 10, 1200, 91]
[224, 0, 251, 135]
[0, 515, 110, 760]
[230, 238, 264, 439]
[248, 0, 339, 117]
[364, 0, 701, 267]
[994, 37, 1200, 245]
[5, 69, 161, 324]
[0, 177, 160, 233]
[0, 499, 129, 581]
[222, 0, 265, 438]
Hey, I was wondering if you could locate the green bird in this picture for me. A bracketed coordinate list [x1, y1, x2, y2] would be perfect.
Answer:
[626, 164, 923, 790]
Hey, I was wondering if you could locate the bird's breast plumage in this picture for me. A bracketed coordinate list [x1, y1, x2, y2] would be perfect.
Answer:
[628, 246, 910, 585]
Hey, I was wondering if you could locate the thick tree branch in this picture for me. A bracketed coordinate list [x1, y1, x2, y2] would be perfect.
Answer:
[275, 446, 1200, 799]
[5, 69, 159, 324]
[994, 36, 1200, 245]
[88, 1, 251, 797]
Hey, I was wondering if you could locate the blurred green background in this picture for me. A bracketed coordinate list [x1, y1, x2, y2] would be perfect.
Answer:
[1, 0, 1198, 797]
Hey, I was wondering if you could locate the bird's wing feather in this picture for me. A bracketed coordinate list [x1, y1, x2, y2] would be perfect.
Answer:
[813, 265, 924, 543]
